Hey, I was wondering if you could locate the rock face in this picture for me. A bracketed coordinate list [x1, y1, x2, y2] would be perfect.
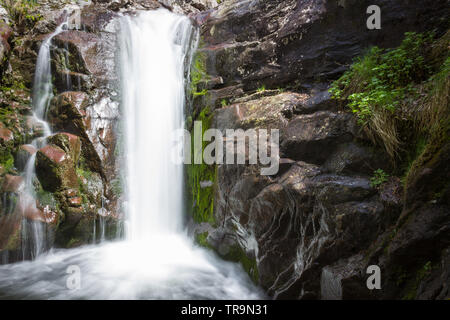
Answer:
[195, 0, 449, 92]
[188, 0, 450, 300]
[0, 0, 127, 260]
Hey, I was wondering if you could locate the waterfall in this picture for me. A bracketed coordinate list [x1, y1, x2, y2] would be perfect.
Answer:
[119, 10, 192, 240]
[0, 9, 262, 300]
[17, 20, 68, 261]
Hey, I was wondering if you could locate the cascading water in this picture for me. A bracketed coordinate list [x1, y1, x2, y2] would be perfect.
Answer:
[17, 20, 68, 261]
[120, 10, 189, 240]
[0, 9, 262, 299]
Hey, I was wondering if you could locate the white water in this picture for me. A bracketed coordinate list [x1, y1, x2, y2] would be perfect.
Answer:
[0, 10, 262, 299]
[17, 21, 68, 260]
[120, 11, 188, 240]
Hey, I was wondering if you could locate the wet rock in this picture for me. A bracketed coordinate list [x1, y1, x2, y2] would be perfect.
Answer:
[281, 111, 357, 164]
[196, 0, 449, 90]
[294, 90, 338, 115]
[53, 30, 116, 88]
[35, 144, 78, 192]
[320, 254, 370, 300]
[1, 175, 24, 193]
[48, 91, 103, 176]
[0, 21, 12, 69]
[214, 92, 308, 130]
[68, 197, 82, 207]
[0, 127, 13, 143]
[15, 144, 37, 171]
[47, 132, 82, 164]
[323, 142, 390, 175]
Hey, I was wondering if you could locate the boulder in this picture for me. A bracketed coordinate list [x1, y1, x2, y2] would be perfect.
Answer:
[48, 92, 104, 176]
[281, 111, 357, 164]
[214, 92, 309, 130]
[47, 132, 82, 164]
[35, 144, 78, 192]
[0, 127, 13, 143]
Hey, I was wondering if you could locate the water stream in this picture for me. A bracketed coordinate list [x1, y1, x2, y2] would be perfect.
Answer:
[0, 10, 262, 300]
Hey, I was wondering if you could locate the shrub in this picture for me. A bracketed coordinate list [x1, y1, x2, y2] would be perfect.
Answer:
[330, 32, 447, 161]
[370, 169, 389, 188]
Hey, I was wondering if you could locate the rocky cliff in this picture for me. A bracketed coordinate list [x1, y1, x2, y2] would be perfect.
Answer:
[187, 0, 450, 300]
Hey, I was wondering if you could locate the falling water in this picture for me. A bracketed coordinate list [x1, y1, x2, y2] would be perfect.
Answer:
[17, 20, 68, 261]
[120, 10, 190, 240]
[0, 9, 262, 299]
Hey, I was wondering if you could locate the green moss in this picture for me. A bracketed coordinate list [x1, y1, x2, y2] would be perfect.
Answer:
[35, 186, 58, 210]
[186, 107, 217, 224]
[4, 226, 21, 250]
[402, 261, 433, 300]
[110, 177, 123, 197]
[190, 49, 208, 97]
[223, 244, 259, 284]
[0, 150, 14, 173]
[76, 166, 92, 180]
[195, 232, 213, 249]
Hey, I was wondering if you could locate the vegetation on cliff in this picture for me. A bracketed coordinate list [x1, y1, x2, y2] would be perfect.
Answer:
[330, 31, 449, 179]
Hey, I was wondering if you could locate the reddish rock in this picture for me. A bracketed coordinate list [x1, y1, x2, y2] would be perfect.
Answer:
[0, 21, 12, 64]
[15, 144, 37, 171]
[65, 189, 78, 198]
[35, 144, 78, 192]
[0, 127, 13, 143]
[38, 144, 67, 164]
[21, 204, 46, 223]
[1, 175, 24, 193]
[68, 197, 82, 207]
[47, 132, 81, 163]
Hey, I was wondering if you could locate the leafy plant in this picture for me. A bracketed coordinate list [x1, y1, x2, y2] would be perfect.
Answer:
[257, 85, 266, 93]
[329, 32, 437, 159]
[370, 169, 389, 188]
[0, 0, 42, 28]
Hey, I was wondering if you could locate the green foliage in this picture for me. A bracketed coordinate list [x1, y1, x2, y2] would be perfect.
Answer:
[220, 99, 228, 107]
[0, 0, 42, 28]
[370, 169, 389, 188]
[329, 32, 447, 160]
[330, 33, 432, 123]
[257, 85, 266, 93]
[76, 166, 92, 180]
[0, 150, 14, 173]
[186, 107, 216, 224]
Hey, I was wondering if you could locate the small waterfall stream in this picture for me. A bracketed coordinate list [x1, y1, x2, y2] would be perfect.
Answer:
[0, 9, 262, 299]
[18, 20, 68, 261]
